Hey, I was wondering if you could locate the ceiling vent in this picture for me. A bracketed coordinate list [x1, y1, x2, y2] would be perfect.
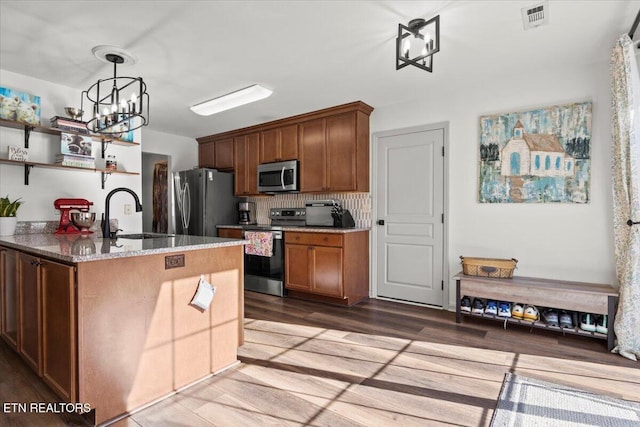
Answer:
[521, 1, 549, 30]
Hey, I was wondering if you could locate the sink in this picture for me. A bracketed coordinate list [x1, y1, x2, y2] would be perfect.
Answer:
[117, 232, 176, 239]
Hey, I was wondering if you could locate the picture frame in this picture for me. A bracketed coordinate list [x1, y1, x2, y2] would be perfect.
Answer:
[0, 86, 41, 125]
[478, 101, 592, 203]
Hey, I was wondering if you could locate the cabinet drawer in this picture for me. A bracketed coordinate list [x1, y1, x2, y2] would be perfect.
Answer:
[286, 232, 342, 247]
[218, 228, 243, 239]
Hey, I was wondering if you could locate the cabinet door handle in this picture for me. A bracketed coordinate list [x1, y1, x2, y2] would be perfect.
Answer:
[30, 259, 42, 266]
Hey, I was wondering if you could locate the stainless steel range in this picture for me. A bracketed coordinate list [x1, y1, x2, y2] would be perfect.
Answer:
[243, 207, 305, 296]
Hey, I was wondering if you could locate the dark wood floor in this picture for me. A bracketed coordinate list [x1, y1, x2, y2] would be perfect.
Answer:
[1, 291, 638, 426]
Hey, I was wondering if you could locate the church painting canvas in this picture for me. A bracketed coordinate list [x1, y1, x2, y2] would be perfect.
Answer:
[478, 101, 592, 203]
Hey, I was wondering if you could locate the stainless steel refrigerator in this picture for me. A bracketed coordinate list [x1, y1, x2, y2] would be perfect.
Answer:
[174, 168, 238, 236]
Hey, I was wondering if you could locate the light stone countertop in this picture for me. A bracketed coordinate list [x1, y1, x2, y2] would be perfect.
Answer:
[217, 224, 370, 233]
[0, 233, 246, 264]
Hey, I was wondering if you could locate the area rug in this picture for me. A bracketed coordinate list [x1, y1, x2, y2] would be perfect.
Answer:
[490, 373, 640, 426]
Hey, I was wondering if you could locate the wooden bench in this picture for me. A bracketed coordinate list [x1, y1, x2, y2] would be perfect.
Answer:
[454, 272, 618, 350]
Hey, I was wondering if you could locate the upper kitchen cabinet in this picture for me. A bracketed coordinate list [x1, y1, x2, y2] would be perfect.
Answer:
[198, 141, 215, 168]
[196, 136, 234, 171]
[259, 124, 298, 164]
[214, 137, 235, 171]
[234, 132, 260, 196]
[197, 101, 373, 194]
[299, 107, 371, 193]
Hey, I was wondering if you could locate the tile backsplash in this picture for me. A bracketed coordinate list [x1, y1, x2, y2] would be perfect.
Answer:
[246, 193, 372, 228]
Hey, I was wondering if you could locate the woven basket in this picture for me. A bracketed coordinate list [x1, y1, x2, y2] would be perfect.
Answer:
[460, 256, 518, 278]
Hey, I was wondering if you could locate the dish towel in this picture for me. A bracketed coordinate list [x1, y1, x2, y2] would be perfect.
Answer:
[244, 231, 274, 257]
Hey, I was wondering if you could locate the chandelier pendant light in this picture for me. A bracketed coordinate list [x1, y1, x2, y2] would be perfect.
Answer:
[81, 46, 149, 136]
[396, 16, 440, 72]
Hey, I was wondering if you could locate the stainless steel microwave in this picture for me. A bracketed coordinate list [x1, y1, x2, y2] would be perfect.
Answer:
[257, 160, 299, 193]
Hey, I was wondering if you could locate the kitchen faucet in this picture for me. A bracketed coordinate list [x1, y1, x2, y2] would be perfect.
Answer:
[102, 187, 143, 238]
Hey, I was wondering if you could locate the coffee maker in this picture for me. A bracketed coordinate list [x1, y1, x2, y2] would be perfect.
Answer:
[238, 201, 256, 225]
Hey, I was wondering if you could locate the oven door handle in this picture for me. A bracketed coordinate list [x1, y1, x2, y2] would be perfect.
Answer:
[243, 230, 282, 240]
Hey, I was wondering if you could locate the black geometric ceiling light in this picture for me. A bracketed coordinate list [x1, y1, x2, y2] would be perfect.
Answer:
[81, 46, 149, 135]
[396, 16, 440, 72]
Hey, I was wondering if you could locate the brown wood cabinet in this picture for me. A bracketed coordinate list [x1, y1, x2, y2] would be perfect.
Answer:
[198, 141, 215, 168]
[298, 118, 326, 192]
[2, 248, 77, 401]
[18, 252, 41, 374]
[259, 124, 298, 164]
[234, 132, 259, 196]
[0, 247, 18, 350]
[299, 111, 369, 192]
[41, 259, 76, 402]
[218, 227, 243, 239]
[214, 137, 235, 171]
[197, 101, 373, 194]
[285, 231, 369, 305]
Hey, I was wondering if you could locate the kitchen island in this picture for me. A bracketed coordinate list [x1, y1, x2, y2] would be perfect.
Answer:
[0, 233, 245, 426]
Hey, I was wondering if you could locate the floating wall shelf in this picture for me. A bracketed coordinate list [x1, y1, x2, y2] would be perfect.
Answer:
[0, 118, 140, 188]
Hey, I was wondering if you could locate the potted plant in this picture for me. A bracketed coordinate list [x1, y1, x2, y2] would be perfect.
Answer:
[0, 195, 23, 236]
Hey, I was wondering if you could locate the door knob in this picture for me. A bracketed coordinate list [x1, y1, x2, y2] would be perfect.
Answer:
[377, 219, 385, 225]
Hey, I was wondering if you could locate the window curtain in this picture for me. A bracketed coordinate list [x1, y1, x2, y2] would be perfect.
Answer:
[611, 34, 640, 361]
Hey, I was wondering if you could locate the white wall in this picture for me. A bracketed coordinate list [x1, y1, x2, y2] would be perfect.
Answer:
[370, 59, 616, 307]
[141, 128, 198, 173]
[0, 69, 198, 234]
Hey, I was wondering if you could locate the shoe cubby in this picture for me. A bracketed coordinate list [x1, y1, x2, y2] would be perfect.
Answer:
[454, 273, 618, 351]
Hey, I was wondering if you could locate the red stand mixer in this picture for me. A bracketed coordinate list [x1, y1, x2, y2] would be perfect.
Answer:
[54, 198, 94, 234]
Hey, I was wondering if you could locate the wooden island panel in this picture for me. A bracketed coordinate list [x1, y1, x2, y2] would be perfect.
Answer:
[76, 245, 244, 425]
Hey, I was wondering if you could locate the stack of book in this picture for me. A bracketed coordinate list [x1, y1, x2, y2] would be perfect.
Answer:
[50, 116, 90, 135]
[55, 154, 96, 169]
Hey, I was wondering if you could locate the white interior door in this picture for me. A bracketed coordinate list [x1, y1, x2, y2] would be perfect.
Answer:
[376, 127, 445, 306]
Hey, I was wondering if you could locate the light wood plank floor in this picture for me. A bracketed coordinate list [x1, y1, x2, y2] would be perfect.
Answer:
[1, 291, 638, 426]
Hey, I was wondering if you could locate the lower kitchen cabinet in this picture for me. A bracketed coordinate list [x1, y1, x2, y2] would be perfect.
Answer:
[2, 247, 76, 401]
[0, 247, 19, 350]
[18, 252, 41, 374]
[285, 230, 369, 305]
[41, 259, 76, 402]
[218, 227, 243, 239]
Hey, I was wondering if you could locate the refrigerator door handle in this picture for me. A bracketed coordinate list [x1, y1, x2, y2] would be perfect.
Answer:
[182, 182, 191, 232]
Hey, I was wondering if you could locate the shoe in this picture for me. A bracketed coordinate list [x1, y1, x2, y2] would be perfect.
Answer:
[498, 302, 511, 318]
[512, 303, 524, 319]
[523, 305, 539, 322]
[460, 296, 471, 312]
[542, 309, 559, 326]
[559, 311, 573, 329]
[580, 313, 596, 332]
[485, 300, 498, 316]
[596, 315, 608, 334]
[472, 298, 485, 314]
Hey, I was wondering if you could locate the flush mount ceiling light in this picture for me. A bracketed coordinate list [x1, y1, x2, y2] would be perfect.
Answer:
[190, 84, 273, 116]
[396, 15, 440, 72]
[81, 45, 149, 135]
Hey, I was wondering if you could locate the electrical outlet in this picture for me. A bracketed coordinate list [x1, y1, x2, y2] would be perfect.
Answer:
[124, 204, 132, 215]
